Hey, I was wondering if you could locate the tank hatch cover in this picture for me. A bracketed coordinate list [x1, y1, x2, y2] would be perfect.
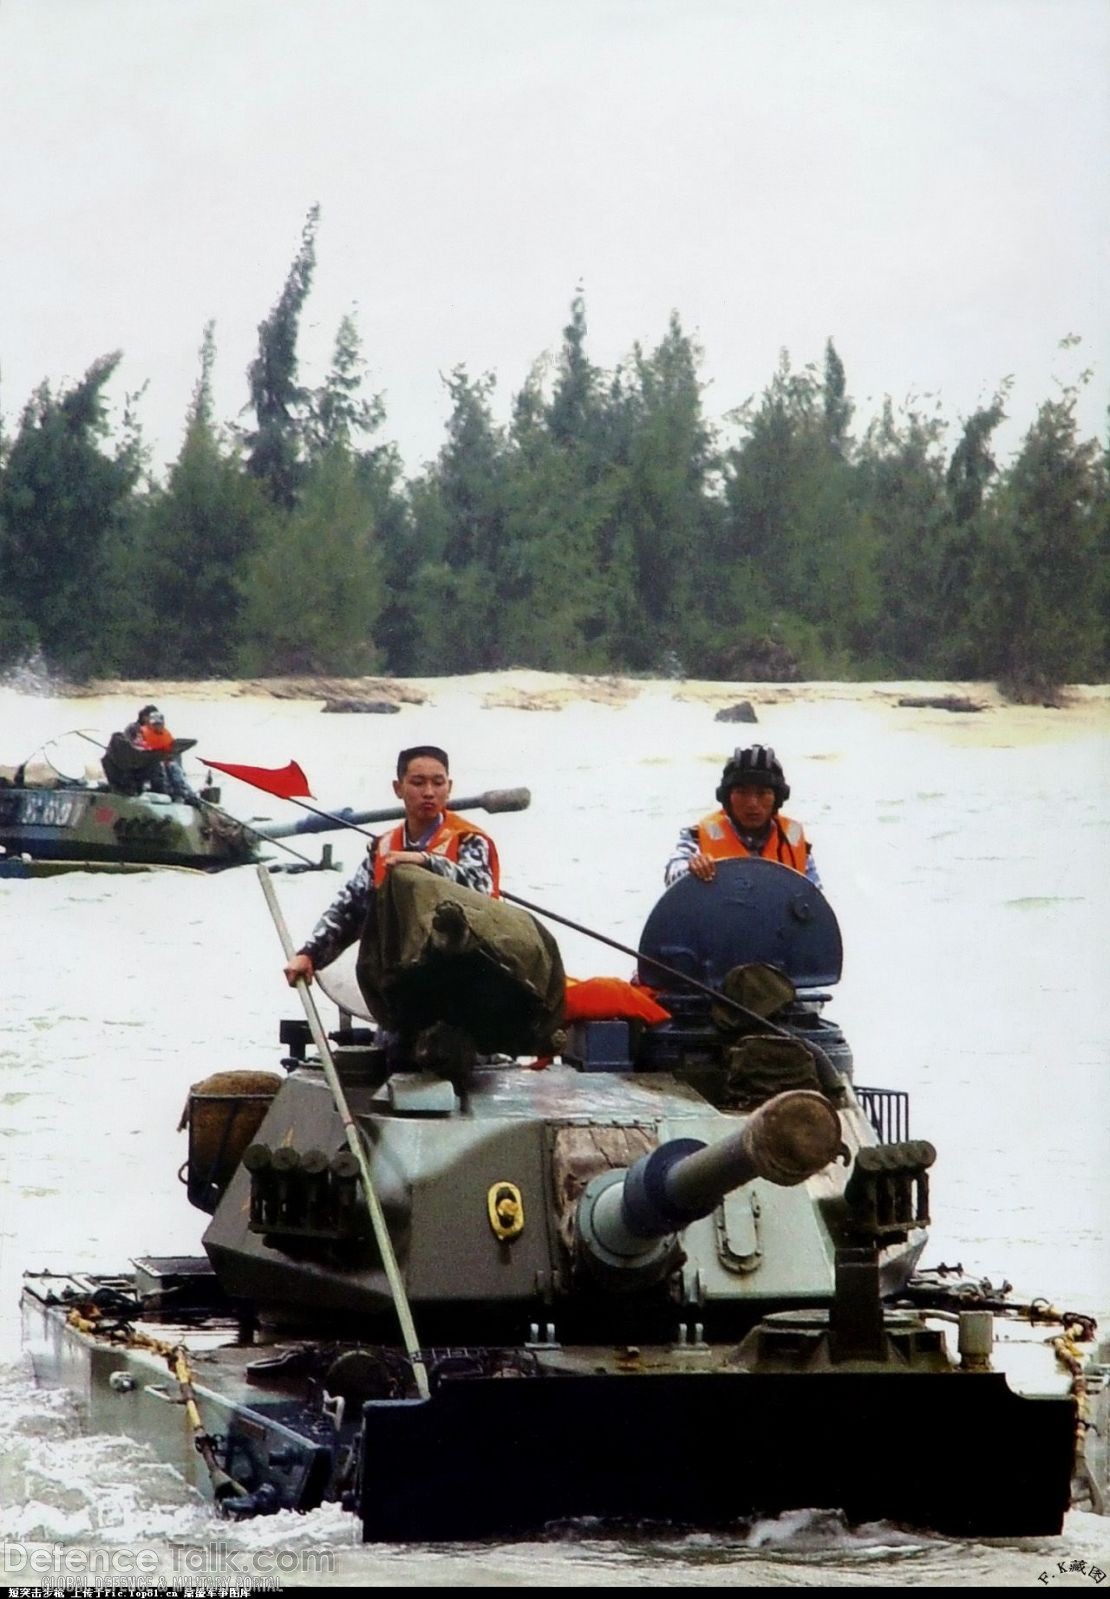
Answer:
[637, 857, 843, 989]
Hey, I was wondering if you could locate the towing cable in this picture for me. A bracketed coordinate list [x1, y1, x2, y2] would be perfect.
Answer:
[65, 1304, 247, 1504]
[1031, 1302, 1099, 1466]
[905, 1275, 1098, 1466]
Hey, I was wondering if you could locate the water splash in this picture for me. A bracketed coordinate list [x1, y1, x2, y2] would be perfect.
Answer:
[0, 649, 71, 697]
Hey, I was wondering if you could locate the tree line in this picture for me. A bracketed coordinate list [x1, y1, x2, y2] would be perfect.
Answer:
[1, 208, 1106, 698]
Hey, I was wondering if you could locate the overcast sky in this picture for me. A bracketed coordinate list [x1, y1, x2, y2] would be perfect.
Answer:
[1, 0, 1106, 481]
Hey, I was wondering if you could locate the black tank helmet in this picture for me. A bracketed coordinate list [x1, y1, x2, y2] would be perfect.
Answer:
[716, 744, 791, 810]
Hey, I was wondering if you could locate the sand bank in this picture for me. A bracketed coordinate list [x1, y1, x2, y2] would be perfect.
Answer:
[59, 670, 1110, 718]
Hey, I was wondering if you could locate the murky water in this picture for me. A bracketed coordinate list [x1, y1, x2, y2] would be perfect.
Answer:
[1, 676, 1107, 1586]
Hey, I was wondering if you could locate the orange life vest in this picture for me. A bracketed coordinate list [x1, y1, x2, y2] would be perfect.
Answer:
[372, 810, 501, 894]
[140, 725, 174, 752]
[695, 808, 809, 875]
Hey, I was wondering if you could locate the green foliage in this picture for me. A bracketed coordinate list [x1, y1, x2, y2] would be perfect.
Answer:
[123, 418, 269, 675]
[306, 313, 385, 459]
[1, 249, 1106, 692]
[236, 447, 383, 675]
[1096, 434, 1110, 674]
[855, 399, 951, 673]
[963, 394, 1104, 697]
[547, 292, 603, 451]
[403, 368, 509, 669]
[946, 394, 1007, 526]
[351, 437, 412, 671]
[719, 350, 883, 673]
[823, 338, 853, 457]
[497, 438, 633, 671]
[723, 352, 818, 578]
[96, 325, 270, 677]
[0, 353, 141, 677]
[615, 315, 719, 656]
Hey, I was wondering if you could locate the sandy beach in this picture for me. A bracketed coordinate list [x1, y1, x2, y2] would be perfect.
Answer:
[47, 668, 1110, 714]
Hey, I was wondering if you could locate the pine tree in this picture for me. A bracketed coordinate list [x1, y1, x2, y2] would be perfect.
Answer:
[100, 325, 270, 675]
[403, 368, 509, 670]
[966, 394, 1103, 697]
[857, 398, 951, 673]
[243, 205, 320, 508]
[610, 314, 719, 669]
[0, 353, 141, 675]
[237, 447, 382, 674]
[306, 312, 385, 459]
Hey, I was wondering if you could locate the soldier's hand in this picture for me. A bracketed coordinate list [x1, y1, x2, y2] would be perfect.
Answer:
[284, 952, 316, 987]
[380, 849, 428, 870]
[690, 852, 716, 882]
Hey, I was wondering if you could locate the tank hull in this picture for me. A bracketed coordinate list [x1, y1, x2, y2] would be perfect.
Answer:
[21, 1265, 1092, 1539]
[20, 1273, 336, 1514]
[358, 1366, 1077, 1540]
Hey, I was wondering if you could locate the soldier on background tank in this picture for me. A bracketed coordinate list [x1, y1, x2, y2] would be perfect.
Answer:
[666, 744, 821, 888]
[101, 704, 161, 796]
[122, 702, 158, 746]
[102, 703, 197, 802]
[138, 708, 198, 804]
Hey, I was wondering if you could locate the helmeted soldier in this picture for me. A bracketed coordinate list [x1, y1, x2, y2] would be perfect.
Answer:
[665, 744, 821, 887]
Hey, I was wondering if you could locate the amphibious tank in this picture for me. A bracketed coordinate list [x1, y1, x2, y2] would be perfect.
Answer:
[21, 859, 1108, 1539]
[0, 744, 527, 875]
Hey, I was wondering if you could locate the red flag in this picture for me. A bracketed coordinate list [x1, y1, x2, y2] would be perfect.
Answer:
[201, 759, 314, 799]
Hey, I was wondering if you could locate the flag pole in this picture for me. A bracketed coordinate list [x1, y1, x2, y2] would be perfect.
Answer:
[255, 866, 430, 1400]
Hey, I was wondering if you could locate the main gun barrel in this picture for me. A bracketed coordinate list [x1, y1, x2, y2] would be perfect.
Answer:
[253, 787, 531, 840]
[576, 1089, 844, 1287]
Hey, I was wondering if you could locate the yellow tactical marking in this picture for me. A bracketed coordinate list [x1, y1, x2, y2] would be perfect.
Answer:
[488, 1181, 525, 1241]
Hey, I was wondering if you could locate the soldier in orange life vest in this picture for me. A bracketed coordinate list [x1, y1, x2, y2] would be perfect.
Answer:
[139, 710, 175, 755]
[283, 745, 499, 987]
[116, 704, 197, 803]
[138, 707, 198, 804]
[665, 745, 821, 889]
[123, 703, 160, 748]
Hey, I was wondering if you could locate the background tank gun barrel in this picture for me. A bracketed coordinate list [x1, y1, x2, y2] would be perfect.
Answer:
[252, 787, 531, 840]
[577, 1090, 844, 1286]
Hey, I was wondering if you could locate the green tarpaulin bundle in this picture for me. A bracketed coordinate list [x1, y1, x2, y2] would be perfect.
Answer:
[356, 865, 566, 1056]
